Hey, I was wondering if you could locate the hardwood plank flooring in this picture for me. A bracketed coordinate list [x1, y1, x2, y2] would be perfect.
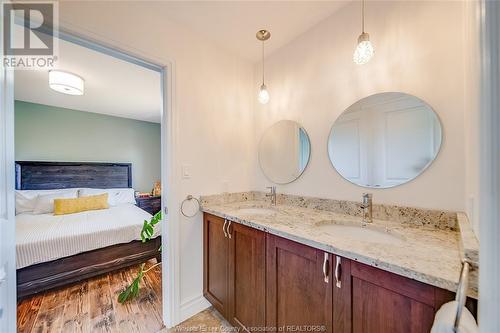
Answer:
[17, 259, 163, 333]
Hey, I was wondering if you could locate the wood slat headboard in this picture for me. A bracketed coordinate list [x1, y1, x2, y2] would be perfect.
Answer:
[15, 161, 132, 190]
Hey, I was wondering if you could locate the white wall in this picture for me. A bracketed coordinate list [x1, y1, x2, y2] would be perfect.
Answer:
[56, 1, 255, 322]
[253, 1, 471, 213]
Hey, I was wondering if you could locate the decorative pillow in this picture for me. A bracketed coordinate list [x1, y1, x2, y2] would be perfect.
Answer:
[15, 189, 80, 215]
[32, 190, 79, 215]
[54, 193, 109, 215]
[79, 188, 136, 206]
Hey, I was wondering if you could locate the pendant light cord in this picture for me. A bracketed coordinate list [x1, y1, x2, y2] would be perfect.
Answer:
[362, 0, 365, 33]
[262, 40, 265, 85]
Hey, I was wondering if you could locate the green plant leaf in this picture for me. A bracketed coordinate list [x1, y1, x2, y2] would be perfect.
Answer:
[119, 211, 163, 303]
[140, 211, 162, 243]
[118, 264, 145, 304]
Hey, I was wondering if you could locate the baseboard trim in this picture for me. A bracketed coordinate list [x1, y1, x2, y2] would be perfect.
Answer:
[179, 294, 211, 323]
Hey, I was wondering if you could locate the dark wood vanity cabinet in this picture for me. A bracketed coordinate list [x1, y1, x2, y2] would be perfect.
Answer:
[203, 214, 229, 316]
[203, 213, 457, 333]
[203, 214, 266, 331]
[266, 234, 333, 332]
[228, 221, 266, 331]
[347, 261, 453, 333]
[331, 256, 456, 333]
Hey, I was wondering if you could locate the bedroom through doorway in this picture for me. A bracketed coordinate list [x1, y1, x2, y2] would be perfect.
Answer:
[14, 32, 166, 333]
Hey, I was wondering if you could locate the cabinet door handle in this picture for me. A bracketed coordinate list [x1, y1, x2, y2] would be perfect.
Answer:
[227, 221, 232, 239]
[323, 252, 329, 283]
[222, 219, 228, 238]
[335, 256, 342, 288]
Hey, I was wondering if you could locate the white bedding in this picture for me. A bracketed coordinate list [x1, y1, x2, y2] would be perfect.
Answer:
[16, 204, 161, 269]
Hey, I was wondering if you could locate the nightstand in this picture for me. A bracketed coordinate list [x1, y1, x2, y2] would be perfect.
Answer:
[136, 196, 161, 215]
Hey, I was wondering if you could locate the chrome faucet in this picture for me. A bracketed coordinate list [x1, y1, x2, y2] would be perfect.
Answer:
[361, 193, 373, 223]
[266, 186, 277, 205]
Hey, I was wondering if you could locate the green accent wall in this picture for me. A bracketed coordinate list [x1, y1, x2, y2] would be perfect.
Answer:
[15, 101, 161, 192]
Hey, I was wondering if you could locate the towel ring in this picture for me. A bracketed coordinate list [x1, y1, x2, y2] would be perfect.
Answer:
[180, 195, 200, 218]
[454, 259, 472, 332]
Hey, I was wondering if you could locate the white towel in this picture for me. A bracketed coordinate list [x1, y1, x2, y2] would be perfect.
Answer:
[431, 301, 478, 333]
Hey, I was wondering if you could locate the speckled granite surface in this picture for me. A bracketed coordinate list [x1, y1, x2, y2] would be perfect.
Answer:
[201, 192, 478, 298]
[201, 191, 458, 230]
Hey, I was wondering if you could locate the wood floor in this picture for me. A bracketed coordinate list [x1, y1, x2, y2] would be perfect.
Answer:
[17, 259, 163, 333]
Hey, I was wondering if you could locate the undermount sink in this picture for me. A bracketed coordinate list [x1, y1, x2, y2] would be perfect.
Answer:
[315, 221, 405, 244]
[235, 207, 277, 215]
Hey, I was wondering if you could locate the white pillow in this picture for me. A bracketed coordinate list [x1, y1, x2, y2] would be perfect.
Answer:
[113, 188, 136, 205]
[79, 188, 136, 206]
[15, 189, 80, 215]
[32, 190, 79, 215]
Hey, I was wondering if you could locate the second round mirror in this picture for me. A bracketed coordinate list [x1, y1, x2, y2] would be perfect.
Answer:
[328, 92, 442, 188]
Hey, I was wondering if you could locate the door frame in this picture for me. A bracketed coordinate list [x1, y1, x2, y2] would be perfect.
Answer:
[479, 0, 500, 331]
[0, 26, 182, 328]
[0, 48, 16, 333]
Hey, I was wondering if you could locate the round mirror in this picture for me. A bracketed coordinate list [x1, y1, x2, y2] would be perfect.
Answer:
[259, 120, 311, 184]
[328, 92, 442, 188]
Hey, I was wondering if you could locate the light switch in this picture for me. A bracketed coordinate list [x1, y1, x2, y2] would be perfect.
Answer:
[182, 164, 191, 179]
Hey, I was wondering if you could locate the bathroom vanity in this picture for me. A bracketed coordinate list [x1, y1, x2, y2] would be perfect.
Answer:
[201, 91, 479, 332]
[201, 193, 478, 333]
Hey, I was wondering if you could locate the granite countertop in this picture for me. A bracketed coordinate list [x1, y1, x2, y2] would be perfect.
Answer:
[201, 194, 478, 298]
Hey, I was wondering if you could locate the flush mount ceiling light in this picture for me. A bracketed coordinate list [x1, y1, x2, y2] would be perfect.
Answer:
[256, 29, 271, 105]
[353, 0, 374, 65]
[49, 70, 85, 95]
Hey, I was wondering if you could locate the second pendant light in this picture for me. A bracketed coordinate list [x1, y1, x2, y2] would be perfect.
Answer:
[353, 0, 374, 65]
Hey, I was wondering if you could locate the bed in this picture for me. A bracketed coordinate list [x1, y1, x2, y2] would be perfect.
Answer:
[15, 161, 162, 299]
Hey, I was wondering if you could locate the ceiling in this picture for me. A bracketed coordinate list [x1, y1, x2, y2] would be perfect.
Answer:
[15, 38, 162, 123]
[157, 1, 349, 62]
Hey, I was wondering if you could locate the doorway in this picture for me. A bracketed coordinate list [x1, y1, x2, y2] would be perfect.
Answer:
[1, 25, 176, 332]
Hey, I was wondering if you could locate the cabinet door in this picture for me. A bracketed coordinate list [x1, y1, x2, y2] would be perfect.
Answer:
[266, 234, 332, 333]
[203, 214, 229, 317]
[350, 262, 437, 333]
[228, 222, 266, 332]
[332, 256, 352, 333]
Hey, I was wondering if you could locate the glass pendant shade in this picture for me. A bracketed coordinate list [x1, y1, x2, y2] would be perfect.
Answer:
[258, 84, 270, 104]
[353, 33, 374, 65]
[49, 70, 84, 95]
[256, 30, 271, 105]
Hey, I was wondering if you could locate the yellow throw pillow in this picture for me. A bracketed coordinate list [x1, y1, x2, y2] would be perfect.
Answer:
[54, 193, 109, 215]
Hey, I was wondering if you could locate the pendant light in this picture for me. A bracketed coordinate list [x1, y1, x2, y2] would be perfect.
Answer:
[256, 29, 271, 104]
[353, 0, 374, 65]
